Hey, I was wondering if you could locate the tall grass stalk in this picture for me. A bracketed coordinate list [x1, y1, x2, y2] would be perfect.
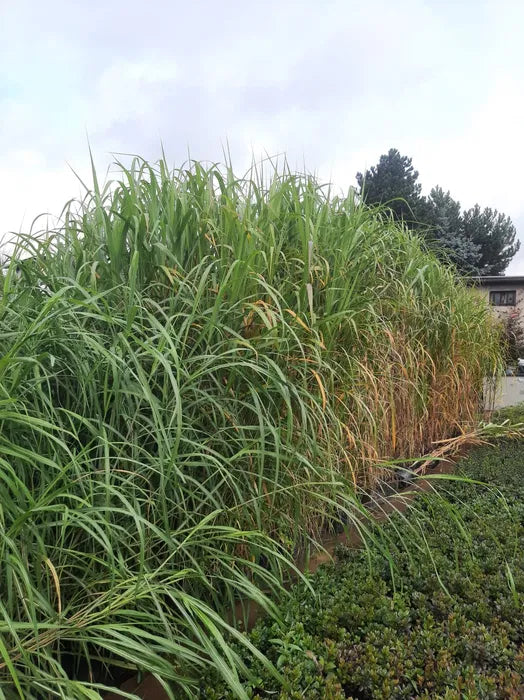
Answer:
[0, 156, 502, 697]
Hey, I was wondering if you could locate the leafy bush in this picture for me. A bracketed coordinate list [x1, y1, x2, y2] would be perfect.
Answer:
[501, 310, 524, 364]
[494, 402, 524, 425]
[202, 441, 524, 698]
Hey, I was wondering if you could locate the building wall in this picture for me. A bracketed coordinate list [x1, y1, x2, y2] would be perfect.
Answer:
[476, 283, 524, 327]
[487, 376, 524, 410]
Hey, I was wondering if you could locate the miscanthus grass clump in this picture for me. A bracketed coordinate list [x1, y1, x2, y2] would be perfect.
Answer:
[0, 157, 501, 697]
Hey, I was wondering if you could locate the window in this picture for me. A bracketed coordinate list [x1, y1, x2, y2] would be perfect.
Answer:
[489, 290, 516, 306]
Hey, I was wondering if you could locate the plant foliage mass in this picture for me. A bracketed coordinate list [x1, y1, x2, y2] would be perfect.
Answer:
[0, 156, 502, 697]
[203, 438, 524, 699]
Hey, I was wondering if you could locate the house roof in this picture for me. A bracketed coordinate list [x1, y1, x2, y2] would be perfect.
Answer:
[470, 275, 524, 286]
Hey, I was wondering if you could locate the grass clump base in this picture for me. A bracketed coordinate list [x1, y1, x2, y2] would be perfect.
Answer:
[202, 440, 524, 698]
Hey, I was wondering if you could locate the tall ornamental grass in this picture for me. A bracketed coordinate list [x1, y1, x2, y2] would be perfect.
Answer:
[0, 157, 502, 697]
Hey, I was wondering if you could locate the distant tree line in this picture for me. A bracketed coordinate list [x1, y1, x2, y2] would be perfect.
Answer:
[356, 148, 519, 275]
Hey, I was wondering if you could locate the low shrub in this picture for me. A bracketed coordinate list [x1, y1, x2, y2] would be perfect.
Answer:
[501, 310, 524, 364]
[493, 402, 524, 426]
[202, 441, 524, 698]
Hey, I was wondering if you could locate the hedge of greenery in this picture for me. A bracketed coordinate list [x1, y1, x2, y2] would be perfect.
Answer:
[202, 438, 524, 698]
[0, 157, 503, 696]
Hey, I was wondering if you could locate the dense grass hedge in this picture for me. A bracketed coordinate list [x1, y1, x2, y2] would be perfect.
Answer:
[202, 439, 524, 698]
[0, 157, 503, 696]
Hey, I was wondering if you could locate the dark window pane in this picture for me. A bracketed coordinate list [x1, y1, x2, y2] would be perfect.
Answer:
[489, 290, 516, 306]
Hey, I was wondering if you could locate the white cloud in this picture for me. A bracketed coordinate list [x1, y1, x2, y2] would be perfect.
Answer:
[0, 151, 81, 244]
[89, 58, 180, 129]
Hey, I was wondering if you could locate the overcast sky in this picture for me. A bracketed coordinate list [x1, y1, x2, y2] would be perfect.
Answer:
[2, 0, 524, 272]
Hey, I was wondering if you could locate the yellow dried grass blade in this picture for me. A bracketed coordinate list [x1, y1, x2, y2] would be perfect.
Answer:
[44, 558, 62, 616]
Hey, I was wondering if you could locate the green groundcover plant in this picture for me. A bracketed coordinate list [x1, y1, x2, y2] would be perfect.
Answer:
[202, 436, 524, 699]
[0, 156, 503, 697]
